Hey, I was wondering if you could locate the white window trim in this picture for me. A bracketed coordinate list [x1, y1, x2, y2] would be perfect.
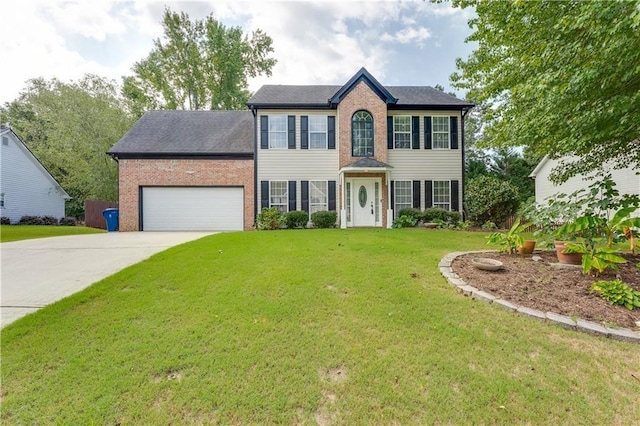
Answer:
[309, 116, 328, 150]
[394, 180, 413, 218]
[309, 180, 328, 214]
[432, 115, 450, 150]
[433, 180, 451, 211]
[268, 115, 288, 150]
[269, 180, 288, 213]
[393, 116, 412, 149]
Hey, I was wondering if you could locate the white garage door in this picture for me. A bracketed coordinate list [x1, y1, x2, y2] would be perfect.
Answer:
[142, 187, 243, 231]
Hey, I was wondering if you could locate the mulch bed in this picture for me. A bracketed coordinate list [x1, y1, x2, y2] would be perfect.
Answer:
[452, 250, 640, 329]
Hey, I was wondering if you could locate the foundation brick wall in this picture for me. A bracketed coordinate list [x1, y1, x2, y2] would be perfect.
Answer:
[337, 81, 388, 169]
[118, 159, 254, 231]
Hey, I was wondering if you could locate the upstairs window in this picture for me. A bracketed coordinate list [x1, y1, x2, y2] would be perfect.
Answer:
[393, 116, 411, 149]
[432, 116, 450, 149]
[269, 115, 288, 149]
[309, 116, 327, 149]
[352, 111, 374, 157]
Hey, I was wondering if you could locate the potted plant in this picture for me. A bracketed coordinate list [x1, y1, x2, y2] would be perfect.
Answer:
[487, 218, 533, 255]
[517, 239, 536, 254]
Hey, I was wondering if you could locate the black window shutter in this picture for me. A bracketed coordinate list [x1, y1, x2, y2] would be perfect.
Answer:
[451, 180, 459, 211]
[424, 117, 432, 149]
[328, 181, 336, 211]
[412, 116, 420, 149]
[288, 115, 296, 149]
[387, 116, 393, 149]
[260, 116, 269, 149]
[288, 181, 296, 211]
[412, 180, 421, 208]
[390, 180, 395, 211]
[261, 181, 269, 209]
[450, 116, 458, 149]
[425, 180, 433, 208]
[328, 116, 336, 149]
[301, 116, 308, 149]
[301, 181, 309, 213]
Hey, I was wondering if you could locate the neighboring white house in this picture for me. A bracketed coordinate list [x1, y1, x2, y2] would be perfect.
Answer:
[530, 155, 640, 204]
[0, 126, 70, 223]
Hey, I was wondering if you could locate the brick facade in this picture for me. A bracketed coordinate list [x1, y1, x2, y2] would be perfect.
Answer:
[337, 81, 388, 169]
[118, 159, 254, 231]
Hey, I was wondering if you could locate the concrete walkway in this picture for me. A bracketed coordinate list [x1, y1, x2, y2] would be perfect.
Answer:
[1, 232, 214, 327]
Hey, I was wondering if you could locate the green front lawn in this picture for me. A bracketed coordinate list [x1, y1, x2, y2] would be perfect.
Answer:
[0, 225, 104, 242]
[2, 229, 638, 424]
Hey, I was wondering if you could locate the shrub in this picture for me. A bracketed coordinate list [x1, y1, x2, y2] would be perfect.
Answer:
[392, 214, 417, 228]
[59, 217, 77, 226]
[421, 208, 449, 223]
[41, 216, 59, 226]
[590, 279, 640, 310]
[1, 216, 10, 225]
[466, 176, 520, 226]
[397, 208, 422, 224]
[421, 208, 461, 226]
[311, 211, 337, 228]
[256, 207, 283, 230]
[283, 211, 309, 229]
[19, 215, 45, 225]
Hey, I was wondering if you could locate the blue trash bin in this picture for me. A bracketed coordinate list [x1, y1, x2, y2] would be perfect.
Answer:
[102, 208, 119, 232]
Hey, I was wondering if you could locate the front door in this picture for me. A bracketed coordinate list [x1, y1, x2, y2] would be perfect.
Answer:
[350, 178, 378, 227]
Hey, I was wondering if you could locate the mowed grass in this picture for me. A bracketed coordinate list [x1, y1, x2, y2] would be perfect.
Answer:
[1, 229, 639, 424]
[0, 225, 104, 242]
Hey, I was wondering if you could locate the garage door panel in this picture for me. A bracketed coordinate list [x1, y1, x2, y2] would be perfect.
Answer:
[142, 187, 243, 231]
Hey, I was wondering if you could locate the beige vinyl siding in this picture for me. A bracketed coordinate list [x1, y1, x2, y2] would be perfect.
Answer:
[257, 109, 338, 150]
[387, 109, 462, 151]
[257, 109, 338, 212]
[388, 110, 463, 211]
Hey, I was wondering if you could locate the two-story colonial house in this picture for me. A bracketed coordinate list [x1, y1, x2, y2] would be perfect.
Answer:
[108, 68, 472, 231]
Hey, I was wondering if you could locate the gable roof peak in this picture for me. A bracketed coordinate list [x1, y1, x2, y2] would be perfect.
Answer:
[330, 67, 398, 106]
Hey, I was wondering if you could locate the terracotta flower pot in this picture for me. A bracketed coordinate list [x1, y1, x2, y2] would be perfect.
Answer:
[517, 240, 536, 255]
[554, 241, 582, 265]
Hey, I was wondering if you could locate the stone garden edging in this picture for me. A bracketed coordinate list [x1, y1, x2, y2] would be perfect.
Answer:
[439, 251, 640, 344]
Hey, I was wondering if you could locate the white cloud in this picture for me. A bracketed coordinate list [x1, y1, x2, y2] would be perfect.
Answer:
[380, 27, 431, 44]
[0, 0, 473, 105]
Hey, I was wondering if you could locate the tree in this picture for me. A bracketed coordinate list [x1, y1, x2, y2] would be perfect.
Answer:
[466, 175, 520, 226]
[123, 8, 276, 114]
[449, 0, 640, 183]
[1, 75, 135, 216]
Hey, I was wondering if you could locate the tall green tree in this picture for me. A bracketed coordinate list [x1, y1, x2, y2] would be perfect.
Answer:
[449, 0, 640, 183]
[123, 8, 276, 114]
[1, 75, 135, 216]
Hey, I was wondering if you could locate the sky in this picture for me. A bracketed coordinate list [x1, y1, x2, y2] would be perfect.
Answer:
[0, 0, 477, 106]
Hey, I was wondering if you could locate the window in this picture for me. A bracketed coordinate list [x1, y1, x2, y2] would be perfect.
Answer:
[309, 116, 327, 149]
[433, 181, 451, 210]
[0, 193, 4, 208]
[269, 181, 288, 213]
[269, 115, 287, 149]
[352, 111, 373, 156]
[394, 181, 412, 217]
[310, 181, 328, 214]
[432, 116, 450, 149]
[346, 182, 351, 222]
[393, 116, 411, 149]
[2, 136, 8, 146]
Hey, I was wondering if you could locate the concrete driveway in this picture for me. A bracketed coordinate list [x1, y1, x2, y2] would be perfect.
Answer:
[1, 231, 214, 328]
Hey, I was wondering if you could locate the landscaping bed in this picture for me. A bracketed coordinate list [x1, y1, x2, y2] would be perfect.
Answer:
[452, 250, 640, 329]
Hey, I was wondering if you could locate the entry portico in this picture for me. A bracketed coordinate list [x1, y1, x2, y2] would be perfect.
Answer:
[339, 158, 393, 228]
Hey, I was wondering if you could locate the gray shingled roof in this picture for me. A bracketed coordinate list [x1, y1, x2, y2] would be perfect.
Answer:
[108, 110, 253, 155]
[247, 85, 472, 107]
[344, 157, 393, 168]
